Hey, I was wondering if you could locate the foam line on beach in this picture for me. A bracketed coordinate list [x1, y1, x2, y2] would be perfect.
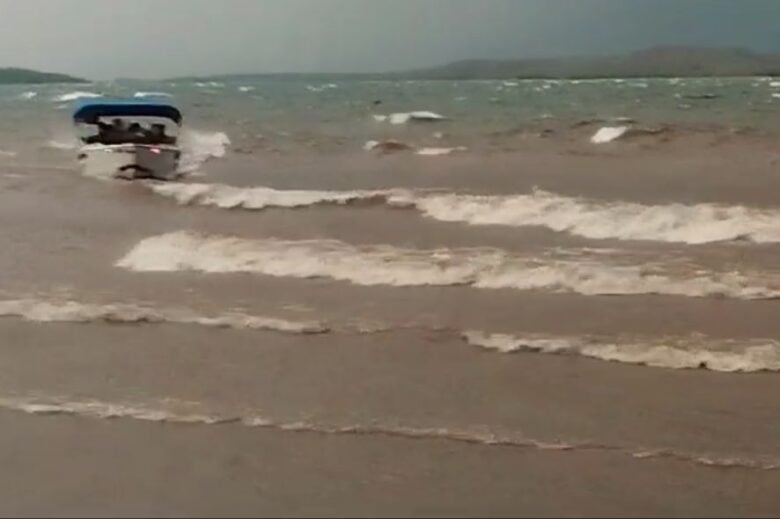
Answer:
[1, 394, 776, 471]
[0, 299, 328, 334]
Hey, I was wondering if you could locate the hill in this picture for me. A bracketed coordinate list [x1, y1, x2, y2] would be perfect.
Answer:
[393, 47, 780, 79]
[173, 46, 780, 81]
[0, 67, 85, 84]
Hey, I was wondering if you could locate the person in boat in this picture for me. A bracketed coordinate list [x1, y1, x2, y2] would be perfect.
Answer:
[143, 123, 175, 145]
[127, 122, 145, 143]
[91, 118, 130, 145]
[83, 117, 118, 144]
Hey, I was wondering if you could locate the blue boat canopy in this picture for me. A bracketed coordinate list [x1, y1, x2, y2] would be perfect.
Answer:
[72, 98, 183, 125]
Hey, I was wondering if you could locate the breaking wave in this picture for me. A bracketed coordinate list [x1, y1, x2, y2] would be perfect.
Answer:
[147, 182, 392, 209]
[464, 331, 780, 373]
[2, 394, 777, 470]
[0, 299, 327, 334]
[407, 190, 780, 244]
[116, 231, 780, 299]
[148, 183, 780, 245]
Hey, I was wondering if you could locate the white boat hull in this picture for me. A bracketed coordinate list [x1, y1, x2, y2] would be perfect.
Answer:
[78, 144, 181, 181]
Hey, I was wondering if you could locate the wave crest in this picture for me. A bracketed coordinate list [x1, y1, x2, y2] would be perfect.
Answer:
[148, 183, 780, 245]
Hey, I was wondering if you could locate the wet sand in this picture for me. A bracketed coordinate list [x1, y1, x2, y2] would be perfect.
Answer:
[2, 140, 780, 515]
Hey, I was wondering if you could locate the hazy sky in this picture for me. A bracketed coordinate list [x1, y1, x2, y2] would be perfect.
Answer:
[1, 0, 778, 79]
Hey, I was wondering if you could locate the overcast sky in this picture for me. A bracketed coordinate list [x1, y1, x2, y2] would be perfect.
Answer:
[1, 0, 778, 79]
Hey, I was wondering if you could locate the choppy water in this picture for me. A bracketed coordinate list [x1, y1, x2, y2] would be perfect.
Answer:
[2, 76, 780, 159]
[3, 76, 780, 514]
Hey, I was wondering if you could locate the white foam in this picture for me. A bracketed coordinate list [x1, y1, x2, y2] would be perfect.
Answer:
[0, 298, 327, 334]
[362, 140, 413, 153]
[53, 91, 102, 102]
[238, 86, 255, 92]
[416, 147, 467, 156]
[464, 331, 780, 373]
[502, 81, 519, 87]
[306, 84, 339, 93]
[117, 232, 780, 299]
[1, 394, 776, 469]
[46, 138, 78, 150]
[591, 126, 630, 144]
[770, 81, 780, 87]
[194, 81, 224, 88]
[0, 149, 17, 157]
[133, 91, 172, 98]
[178, 130, 231, 172]
[390, 113, 414, 125]
[772, 93, 780, 99]
[375, 111, 448, 125]
[149, 183, 780, 245]
[19, 91, 37, 100]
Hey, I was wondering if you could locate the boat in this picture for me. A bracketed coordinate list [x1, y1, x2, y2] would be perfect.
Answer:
[72, 98, 183, 180]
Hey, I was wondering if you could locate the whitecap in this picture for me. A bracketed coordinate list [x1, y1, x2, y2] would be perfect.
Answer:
[591, 126, 630, 144]
[306, 84, 338, 93]
[374, 111, 448, 125]
[53, 91, 102, 102]
[19, 91, 37, 100]
[415, 147, 467, 156]
[133, 91, 173, 98]
[238, 86, 255, 92]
